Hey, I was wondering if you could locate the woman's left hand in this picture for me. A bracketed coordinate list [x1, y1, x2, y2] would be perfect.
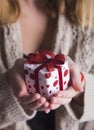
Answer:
[48, 87, 79, 110]
[46, 55, 85, 111]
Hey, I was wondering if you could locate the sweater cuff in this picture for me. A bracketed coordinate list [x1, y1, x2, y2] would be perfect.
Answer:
[0, 73, 36, 127]
[65, 72, 94, 122]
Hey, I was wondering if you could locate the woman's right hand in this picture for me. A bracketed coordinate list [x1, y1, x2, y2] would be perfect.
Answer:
[7, 58, 50, 112]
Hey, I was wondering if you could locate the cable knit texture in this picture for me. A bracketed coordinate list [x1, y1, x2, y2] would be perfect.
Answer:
[0, 22, 36, 130]
[54, 15, 94, 130]
[0, 15, 94, 130]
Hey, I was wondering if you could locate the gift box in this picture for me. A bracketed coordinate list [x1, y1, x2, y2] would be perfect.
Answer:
[24, 50, 70, 100]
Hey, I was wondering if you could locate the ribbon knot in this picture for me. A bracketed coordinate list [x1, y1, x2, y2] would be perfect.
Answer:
[27, 50, 65, 72]
[26, 50, 67, 94]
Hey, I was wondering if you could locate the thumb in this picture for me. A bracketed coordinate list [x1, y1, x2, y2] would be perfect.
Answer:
[70, 63, 84, 92]
[14, 73, 28, 98]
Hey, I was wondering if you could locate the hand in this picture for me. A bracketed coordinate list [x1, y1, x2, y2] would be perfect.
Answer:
[48, 87, 79, 110]
[48, 55, 85, 110]
[7, 58, 50, 112]
[65, 55, 85, 92]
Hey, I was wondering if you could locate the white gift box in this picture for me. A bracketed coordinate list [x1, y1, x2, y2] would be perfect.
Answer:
[24, 60, 70, 100]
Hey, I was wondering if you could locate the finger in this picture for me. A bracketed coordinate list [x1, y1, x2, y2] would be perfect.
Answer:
[20, 93, 41, 105]
[55, 87, 79, 98]
[44, 108, 51, 114]
[50, 97, 72, 105]
[14, 73, 28, 97]
[27, 97, 46, 110]
[65, 56, 84, 92]
[80, 72, 85, 89]
[70, 63, 84, 92]
[49, 104, 61, 110]
[64, 55, 74, 67]
[36, 101, 49, 111]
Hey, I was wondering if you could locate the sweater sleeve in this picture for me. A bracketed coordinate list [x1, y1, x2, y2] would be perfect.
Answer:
[65, 72, 94, 122]
[0, 72, 36, 129]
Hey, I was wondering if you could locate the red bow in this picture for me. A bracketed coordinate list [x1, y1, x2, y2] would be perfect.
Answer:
[26, 50, 66, 93]
[27, 50, 65, 72]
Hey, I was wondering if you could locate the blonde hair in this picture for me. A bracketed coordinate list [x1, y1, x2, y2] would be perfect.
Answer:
[0, 0, 20, 26]
[64, 0, 94, 30]
[0, 0, 62, 26]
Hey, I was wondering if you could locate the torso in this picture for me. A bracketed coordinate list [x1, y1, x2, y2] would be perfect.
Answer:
[19, 0, 57, 55]
[19, 0, 48, 54]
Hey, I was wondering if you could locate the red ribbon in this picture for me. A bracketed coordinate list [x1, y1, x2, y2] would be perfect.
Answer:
[27, 50, 65, 93]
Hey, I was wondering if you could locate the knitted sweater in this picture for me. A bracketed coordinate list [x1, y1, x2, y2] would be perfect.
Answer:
[0, 15, 94, 130]
[55, 15, 94, 130]
[0, 22, 36, 130]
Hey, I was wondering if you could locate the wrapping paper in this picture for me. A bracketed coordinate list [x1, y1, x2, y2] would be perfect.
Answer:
[24, 50, 70, 100]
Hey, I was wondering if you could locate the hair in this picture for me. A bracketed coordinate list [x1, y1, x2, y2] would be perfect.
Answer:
[0, 0, 62, 26]
[1, 0, 94, 30]
[0, 0, 20, 26]
[64, 0, 94, 30]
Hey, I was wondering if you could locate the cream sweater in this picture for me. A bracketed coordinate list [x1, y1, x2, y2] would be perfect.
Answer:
[55, 15, 94, 130]
[0, 15, 94, 130]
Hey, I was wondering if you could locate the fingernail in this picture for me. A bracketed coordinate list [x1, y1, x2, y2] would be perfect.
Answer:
[45, 109, 50, 114]
[80, 72, 84, 82]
